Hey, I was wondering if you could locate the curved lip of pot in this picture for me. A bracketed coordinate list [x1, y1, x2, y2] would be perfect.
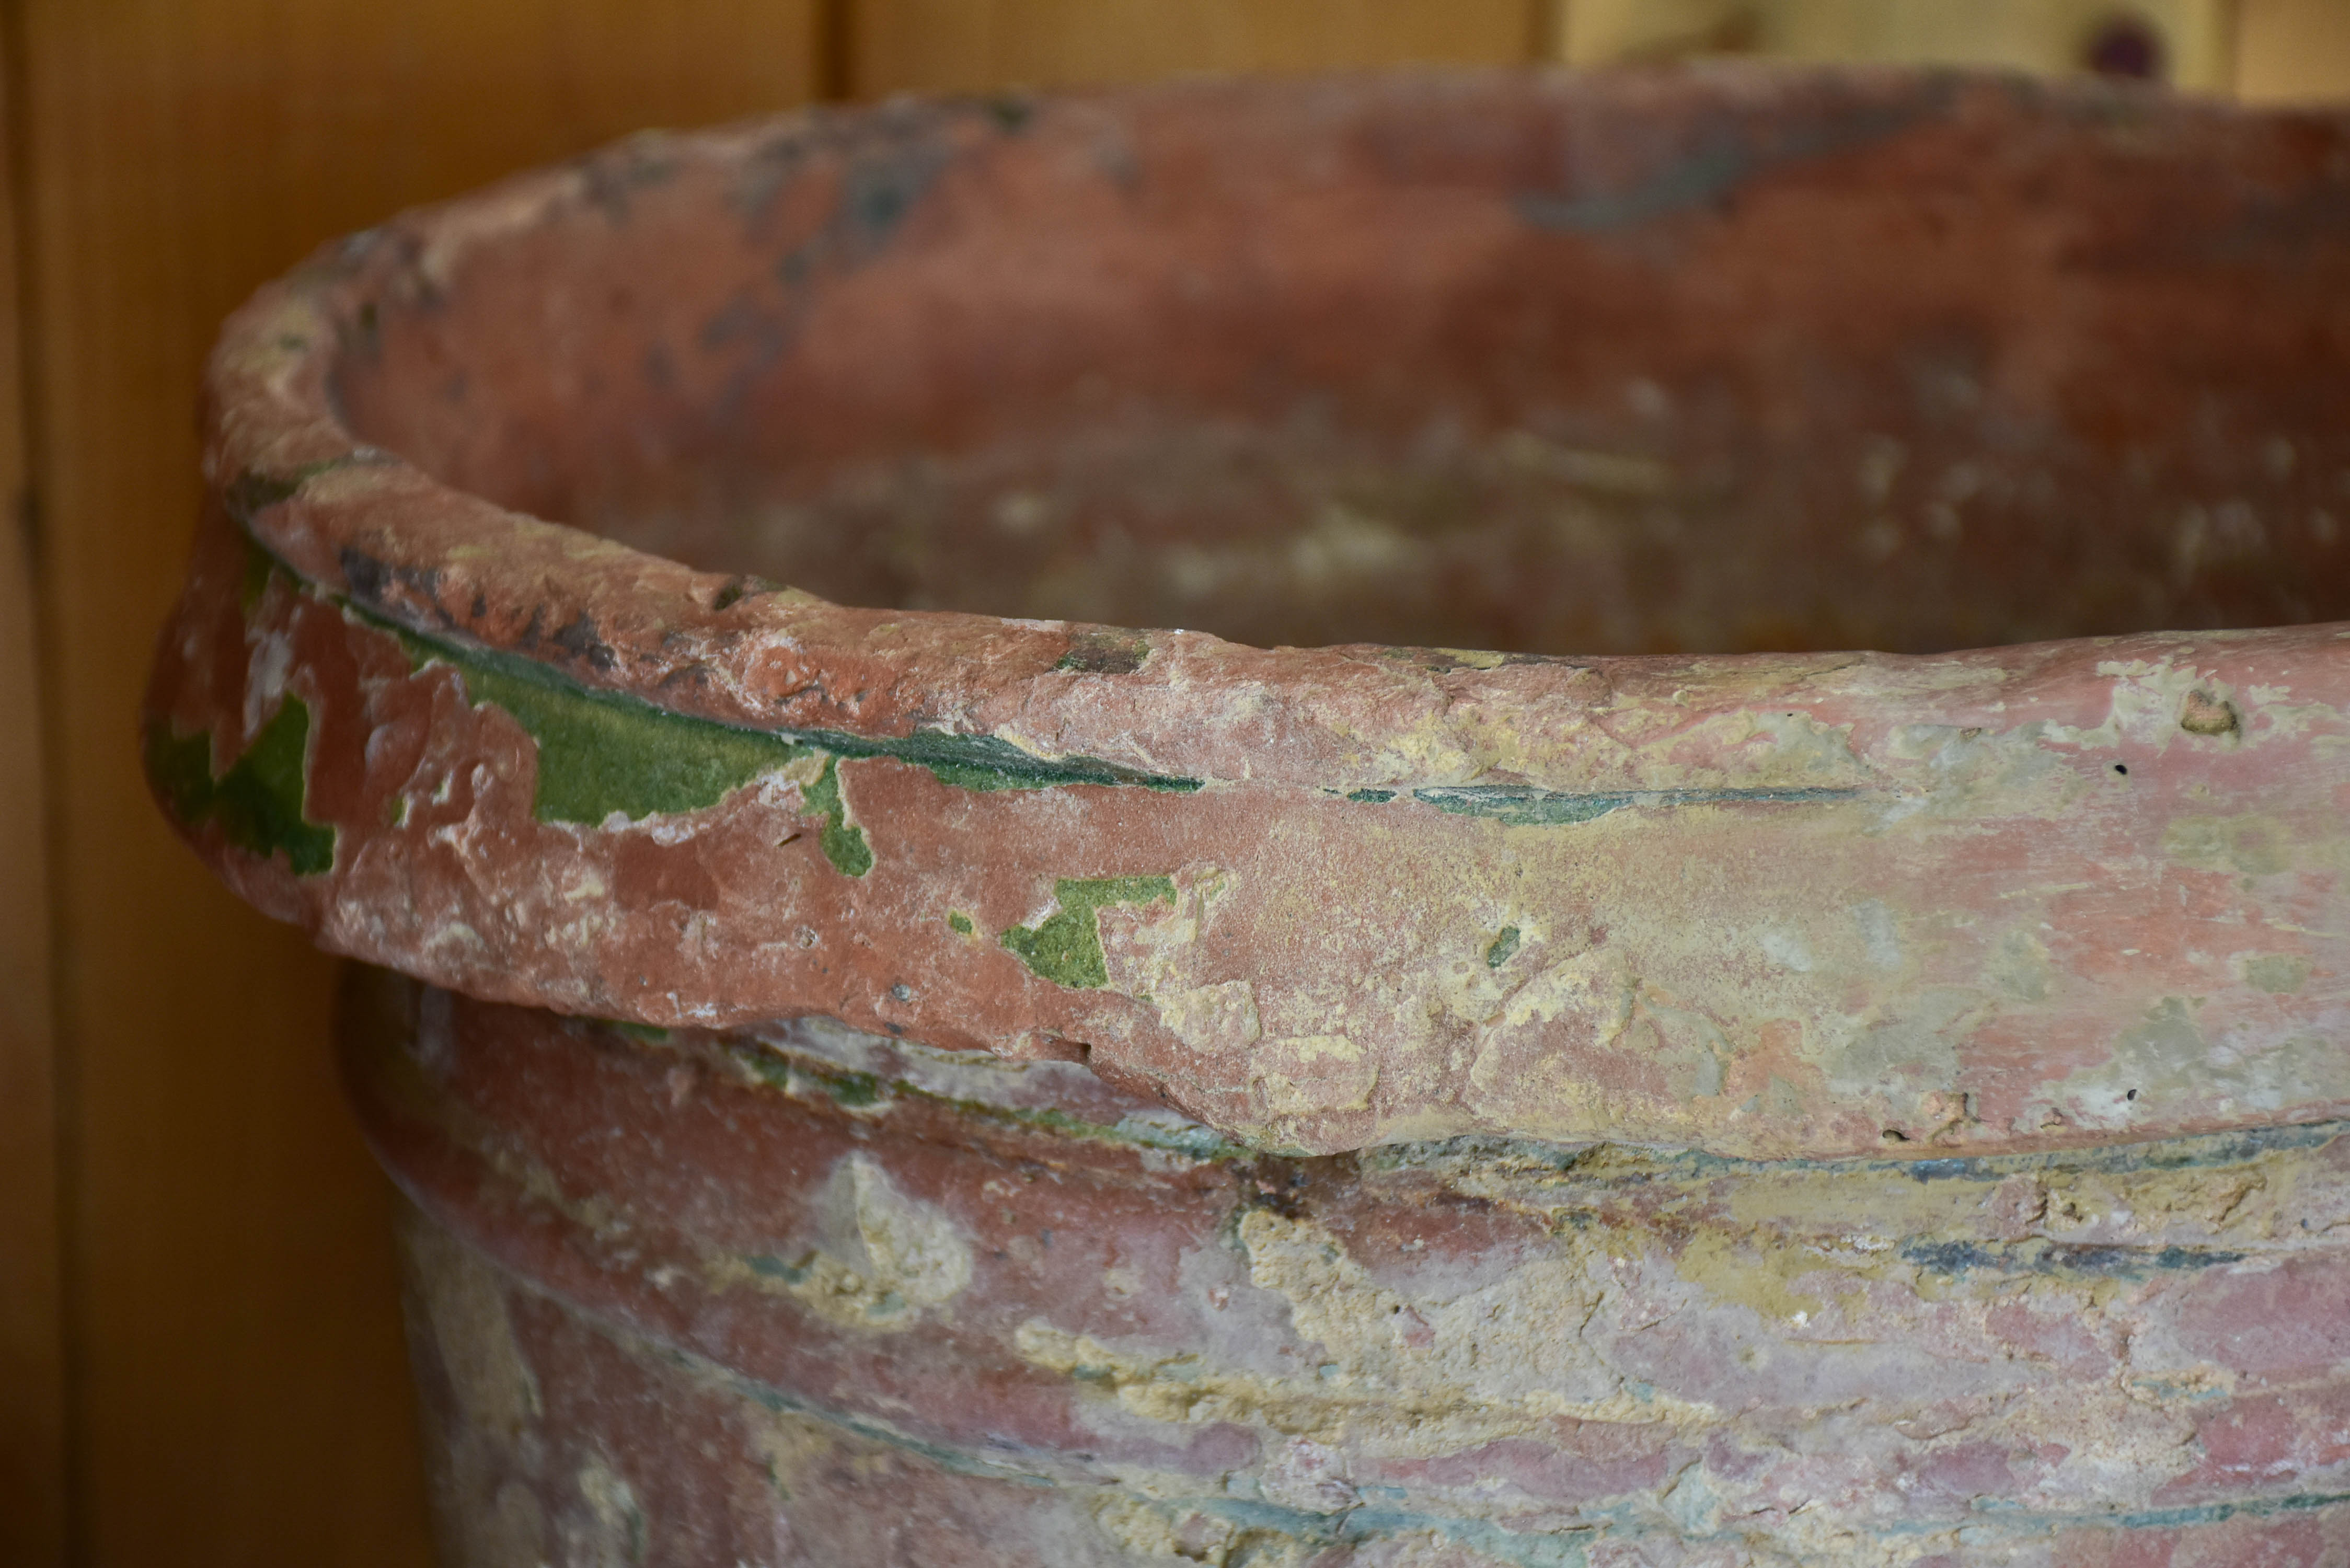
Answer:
[193, 61, 2295, 798]
[197, 79, 1581, 801]
[174, 67, 2350, 1161]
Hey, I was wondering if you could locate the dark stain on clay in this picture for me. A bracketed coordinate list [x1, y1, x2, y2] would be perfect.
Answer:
[809, 724, 1199, 793]
[338, 546, 447, 625]
[548, 609, 617, 672]
[1393, 648, 1596, 674]
[710, 573, 788, 610]
[573, 138, 682, 227]
[1402, 782, 1871, 827]
[1516, 82, 1949, 235]
[1903, 1237, 2249, 1278]
[982, 93, 1035, 134]
[223, 451, 398, 531]
[222, 467, 306, 525]
[697, 291, 789, 358]
[1053, 629, 1151, 675]
[1412, 1117, 2350, 1191]
[349, 298, 380, 357]
[839, 146, 941, 251]
[773, 106, 965, 288]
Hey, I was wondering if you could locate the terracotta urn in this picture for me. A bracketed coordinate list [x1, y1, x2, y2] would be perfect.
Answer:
[148, 68, 2350, 1565]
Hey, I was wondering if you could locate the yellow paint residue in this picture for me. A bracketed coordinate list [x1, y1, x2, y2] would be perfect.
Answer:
[1018, 1208, 1712, 1459]
[1152, 980, 1262, 1057]
[709, 1154, 972, 1332]
[1255, 1035, 1377, 1117]
[1674, 1229, 1837, 1323]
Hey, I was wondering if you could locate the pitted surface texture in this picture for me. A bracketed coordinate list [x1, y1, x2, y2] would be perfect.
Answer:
[355, 972, 2350, 1566]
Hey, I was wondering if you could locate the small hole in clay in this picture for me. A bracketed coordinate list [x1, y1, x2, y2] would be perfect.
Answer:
[2112, 763, 2128, 775]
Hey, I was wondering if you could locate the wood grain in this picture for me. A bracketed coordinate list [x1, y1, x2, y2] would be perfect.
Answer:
[848, 0, 1542, 95]
[2238, 0, 2350, 101]
[9, 3, 816, 1562]
[0, 15, 61, 1567]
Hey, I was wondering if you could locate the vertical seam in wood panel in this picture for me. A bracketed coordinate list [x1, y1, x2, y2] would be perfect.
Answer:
[818, 0, 857, 101]
[1529, 0, 1566, 63]
[0, 1, 78, 1563]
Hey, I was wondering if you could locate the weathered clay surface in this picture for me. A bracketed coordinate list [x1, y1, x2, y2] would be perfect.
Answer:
[353, 968, 2350, 1565]
[147, 68, 2350, 1159]
[153, 67, 2350, 1561]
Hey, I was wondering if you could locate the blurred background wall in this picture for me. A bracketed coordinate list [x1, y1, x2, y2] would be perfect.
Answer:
[0, 2, 2344, 1564]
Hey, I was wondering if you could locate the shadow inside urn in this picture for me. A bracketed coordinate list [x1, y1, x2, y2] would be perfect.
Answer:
[550, 407, 2350, 659]
[328, 79, 2350, 658]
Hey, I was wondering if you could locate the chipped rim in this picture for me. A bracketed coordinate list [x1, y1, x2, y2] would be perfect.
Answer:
[196, 64, 2350, 829]
[158, 66, 2350, 1160]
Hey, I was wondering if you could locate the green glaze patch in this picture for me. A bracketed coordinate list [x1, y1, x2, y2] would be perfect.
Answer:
[392, 625, 870, 873]
[145, 698, 337, 875]
[824, 1069, 885, 1108]
[810, 725, 1197, 794]
[239, 535, 284, 610]
[1485, 926, 1522, 969]
[733, 1048, 886, 1108]
[1000, 876, 1177, 989]
[800, 754, 873, 877]
[235, 522, 1195, 862]
[948, 911, 976, 936]
[373, 610, 1194, 817]
[2244, 953, 2313, 994]
[396, 626, 810, 826]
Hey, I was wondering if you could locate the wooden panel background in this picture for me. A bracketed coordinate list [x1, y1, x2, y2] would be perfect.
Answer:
[0, 4, 2341, 1566]
[0, 17, 57, 1566]
[848, 0, 1542, 95]
[2238, 0, 2350, 103]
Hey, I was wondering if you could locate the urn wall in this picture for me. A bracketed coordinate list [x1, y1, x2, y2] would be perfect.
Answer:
[148, 68, 2350, 1565]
